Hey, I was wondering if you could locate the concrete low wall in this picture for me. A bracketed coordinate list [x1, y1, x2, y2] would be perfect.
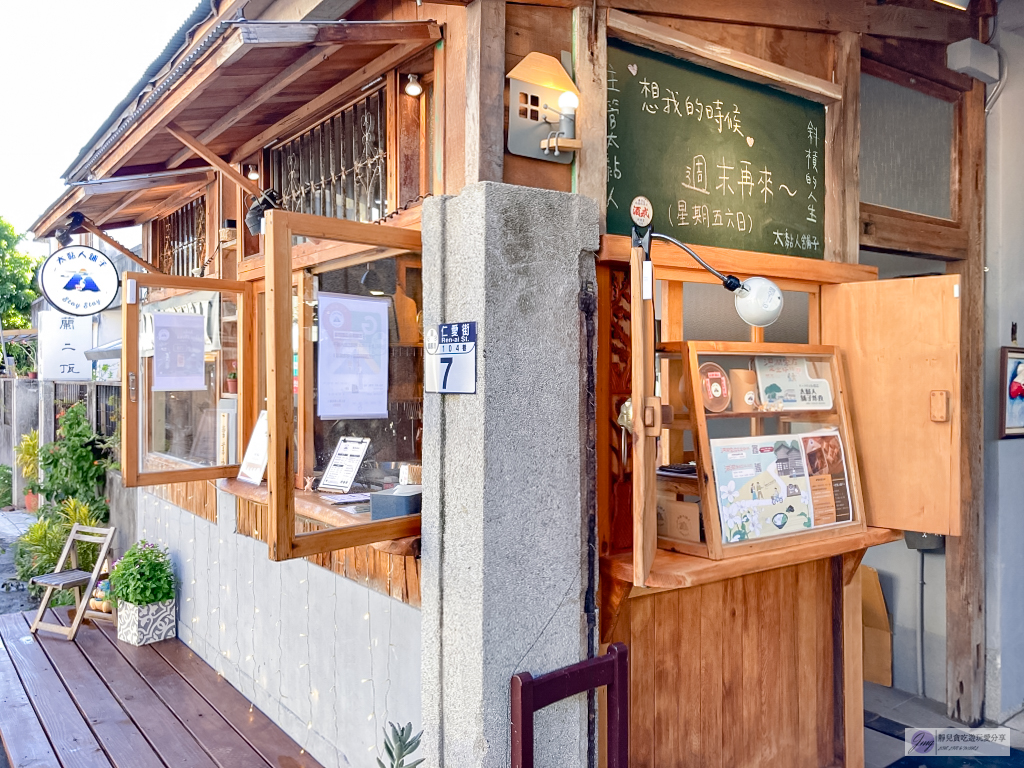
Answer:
[136, 489, 422, 768]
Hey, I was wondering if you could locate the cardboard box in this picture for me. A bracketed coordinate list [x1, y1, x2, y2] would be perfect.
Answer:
[861, 565, 893, 687]
[657, 494, 701, 544]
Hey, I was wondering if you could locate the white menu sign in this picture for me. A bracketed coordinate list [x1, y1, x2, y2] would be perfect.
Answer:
[317, 292, 390, 419]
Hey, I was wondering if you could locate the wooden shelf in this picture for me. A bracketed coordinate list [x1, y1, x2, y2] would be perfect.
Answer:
[540, 137, 582, 151]
[603, 526, 902, 591]
[217, 478, 421, 555]
[657, 474, 699, 496]
[703, 409, 834, 420]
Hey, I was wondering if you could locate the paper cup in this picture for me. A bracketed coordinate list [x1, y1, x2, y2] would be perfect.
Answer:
[729, 369, 758, 412]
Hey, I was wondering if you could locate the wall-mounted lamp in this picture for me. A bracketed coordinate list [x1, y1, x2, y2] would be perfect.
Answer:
[405, 73, 423, 97]
[54, 228, 73, 248]
[246, 165, 260, 181]
[630, 196, 783, 328]
[506, 52, 581, 164]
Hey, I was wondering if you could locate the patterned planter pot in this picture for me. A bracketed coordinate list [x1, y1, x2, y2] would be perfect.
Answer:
[116, 599, 176, 646]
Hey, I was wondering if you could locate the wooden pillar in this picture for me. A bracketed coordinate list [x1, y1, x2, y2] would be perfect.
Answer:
[946, 80, 986, 727]
[573, 5, 607, 230]
[464, 0, 506, 185]
[825, 31, 860, 263]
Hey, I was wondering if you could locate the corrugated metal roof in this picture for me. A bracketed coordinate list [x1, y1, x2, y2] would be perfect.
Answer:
[62, 0, 216, 182]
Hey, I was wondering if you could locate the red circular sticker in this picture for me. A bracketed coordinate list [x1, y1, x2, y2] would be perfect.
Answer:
[630, 196, 653, 228]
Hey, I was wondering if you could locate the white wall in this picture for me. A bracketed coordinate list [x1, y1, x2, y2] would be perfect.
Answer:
[136, 489, 422, 768]
[984, 15, 1024, 724]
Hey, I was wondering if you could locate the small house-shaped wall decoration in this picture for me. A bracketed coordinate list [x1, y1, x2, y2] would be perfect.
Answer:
[506, 52, 580, 164]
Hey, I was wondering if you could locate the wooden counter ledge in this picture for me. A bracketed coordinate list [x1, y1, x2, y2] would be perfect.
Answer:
[217, 478, 421, 556]
[603, 526, 902, 591]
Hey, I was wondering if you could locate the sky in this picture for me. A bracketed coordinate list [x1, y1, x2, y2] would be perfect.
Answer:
[0, 0, 206, 256]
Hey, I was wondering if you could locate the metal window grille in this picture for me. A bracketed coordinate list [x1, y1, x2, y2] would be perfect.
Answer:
[270, 88, 389, 223]
[157, 197, 207, 276]
[96, 384, 121, 439]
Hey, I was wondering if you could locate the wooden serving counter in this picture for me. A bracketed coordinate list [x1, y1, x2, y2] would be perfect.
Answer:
[217, 478, 421, 556]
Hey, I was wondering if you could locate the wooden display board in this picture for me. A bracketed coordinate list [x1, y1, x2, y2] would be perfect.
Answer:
[679, 341, 867, 560]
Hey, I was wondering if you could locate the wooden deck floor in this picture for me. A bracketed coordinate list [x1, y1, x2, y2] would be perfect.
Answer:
[0, 607, 323, 768]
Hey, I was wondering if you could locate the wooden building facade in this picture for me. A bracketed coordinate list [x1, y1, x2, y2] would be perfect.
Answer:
[30, 0, 994, 765]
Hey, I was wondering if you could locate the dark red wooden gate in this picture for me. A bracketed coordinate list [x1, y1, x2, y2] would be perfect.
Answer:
[511, 642, 629, 768]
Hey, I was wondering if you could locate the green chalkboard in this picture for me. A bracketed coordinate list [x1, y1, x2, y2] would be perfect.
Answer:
[607, 39, 826, 259]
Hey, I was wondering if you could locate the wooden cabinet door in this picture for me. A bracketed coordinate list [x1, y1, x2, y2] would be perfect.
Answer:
[821, 275, 960, 535]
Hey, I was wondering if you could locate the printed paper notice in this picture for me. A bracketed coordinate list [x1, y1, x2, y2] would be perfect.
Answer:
[152, 312, 207, 391]
[319, 437, 371, 493]
[710, 434, 814, 543]
[801, 430, 853, 525]
[317, 293, 389, 420]
[238, 411, 269, 484]
[754, 356, 832, 410]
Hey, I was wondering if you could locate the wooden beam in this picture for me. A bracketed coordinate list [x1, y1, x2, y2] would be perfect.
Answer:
[505, 0, 974, 43]
[825, 31, 860, 263]
[861, 57, 960, 103]
[573, 5, 607, 231]
[136, 179, 211, 223]
[94, 189, 149, 227]
[839, 554, 865, 768]
[277, 209, 422, 251]
[166, 124, 263, 198]
[860, 202, 967, 261]
[72, 168, 216, 195]
[265, 209, 295, 562]
[233, 20, 440, 46]
[464, 0, 505, 184]
[316, 20, 441, 44]
[599, 234, 878, 284]
[946, 80, 986, 728]
[229, 38, 439, 165]
[166, 46, 343, 169]
[607, 10, 842, 104]
[862, 35, 974, 93]
[31, 188, 86, 240]
[78, 219, 158, 273]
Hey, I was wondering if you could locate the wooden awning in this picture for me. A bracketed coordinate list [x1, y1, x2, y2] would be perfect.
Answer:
[32, 19, 441, 238]
[32, 168, 216, 238]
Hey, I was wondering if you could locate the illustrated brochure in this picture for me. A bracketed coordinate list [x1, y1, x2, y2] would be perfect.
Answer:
[710, 428, 852, 543]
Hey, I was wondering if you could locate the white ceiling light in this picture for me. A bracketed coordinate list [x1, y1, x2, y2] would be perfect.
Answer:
[932, 0, 969, 10]
[405, 74, 423, 97]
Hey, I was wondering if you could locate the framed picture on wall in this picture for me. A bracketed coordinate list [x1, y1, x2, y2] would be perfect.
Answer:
[1000, 347, 1024, 438]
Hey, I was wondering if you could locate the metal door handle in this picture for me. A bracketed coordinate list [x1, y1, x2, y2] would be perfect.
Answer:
[128, 372, 138, 403]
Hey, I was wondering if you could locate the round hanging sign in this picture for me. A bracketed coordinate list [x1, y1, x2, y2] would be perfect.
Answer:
[629, 195, 653, 228]
[39, 246, 120, 317]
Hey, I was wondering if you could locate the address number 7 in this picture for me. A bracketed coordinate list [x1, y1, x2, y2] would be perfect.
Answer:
[440, 357, 454, 389]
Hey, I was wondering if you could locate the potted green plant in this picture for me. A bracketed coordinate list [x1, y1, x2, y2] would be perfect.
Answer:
[110, 541, 176, 646]
[226, 370, 238, 394]
[14, 429, 39, 512]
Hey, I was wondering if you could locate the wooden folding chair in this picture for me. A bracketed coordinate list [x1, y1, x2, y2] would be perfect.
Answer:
[29, 524, 116, 641]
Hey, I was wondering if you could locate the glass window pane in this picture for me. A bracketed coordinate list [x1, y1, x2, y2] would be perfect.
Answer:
[136, 285, 240, 474]
[859, 74, 954, 219]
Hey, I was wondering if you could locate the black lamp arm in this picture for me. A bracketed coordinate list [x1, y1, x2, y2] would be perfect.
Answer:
[647, 231, 742, 292]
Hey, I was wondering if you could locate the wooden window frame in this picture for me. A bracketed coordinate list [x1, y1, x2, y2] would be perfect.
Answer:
[121, 272, 253, 488]
[858, 58, 971, 261]
[263, 209, 423, 561]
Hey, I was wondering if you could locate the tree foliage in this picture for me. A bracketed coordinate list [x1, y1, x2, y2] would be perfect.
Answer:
[0, 216, 42, 329]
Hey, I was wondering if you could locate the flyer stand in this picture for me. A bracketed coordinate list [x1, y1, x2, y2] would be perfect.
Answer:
[660, 340, 866, 561]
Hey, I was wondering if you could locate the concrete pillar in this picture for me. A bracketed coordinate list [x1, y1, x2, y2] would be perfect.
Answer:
[420, 182, 599, 768]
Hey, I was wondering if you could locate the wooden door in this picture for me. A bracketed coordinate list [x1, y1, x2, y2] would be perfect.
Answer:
[821, 275, 961, 535]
